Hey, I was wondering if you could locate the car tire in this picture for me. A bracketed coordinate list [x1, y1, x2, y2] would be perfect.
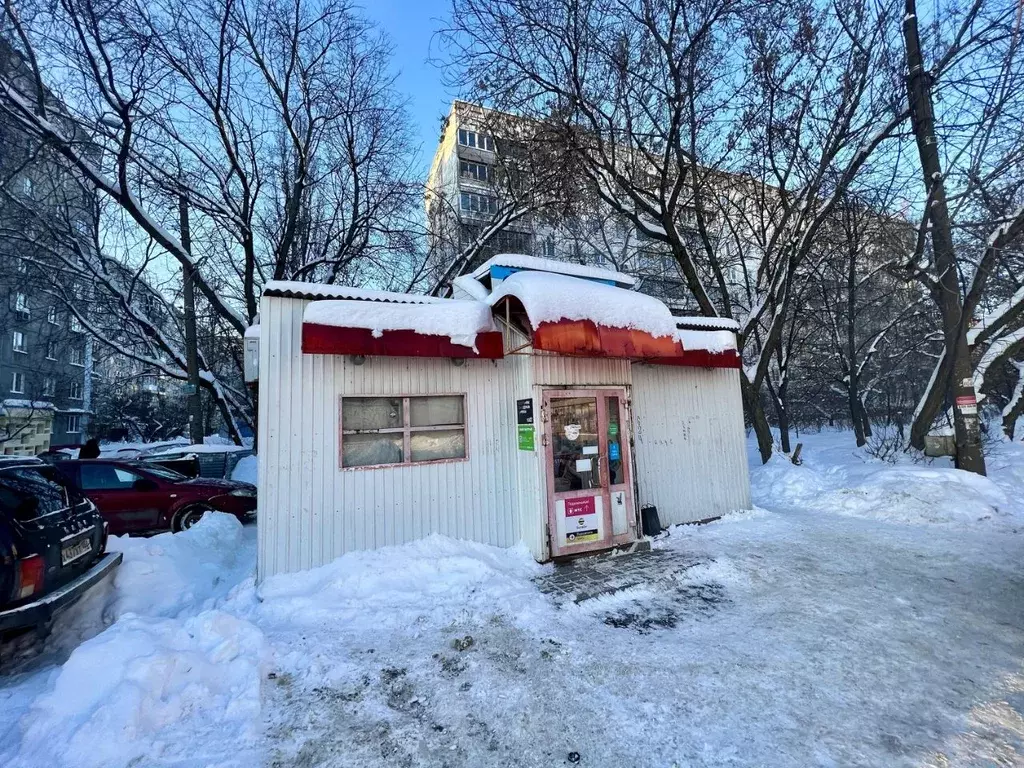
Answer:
[173, 504, 212, 532]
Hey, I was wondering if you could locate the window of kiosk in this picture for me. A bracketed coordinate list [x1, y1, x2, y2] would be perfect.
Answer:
[550, 397, 600, 491]
[606, 396, 624, 484]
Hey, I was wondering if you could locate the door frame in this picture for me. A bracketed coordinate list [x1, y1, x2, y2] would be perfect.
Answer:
[542, 387, 637, 558]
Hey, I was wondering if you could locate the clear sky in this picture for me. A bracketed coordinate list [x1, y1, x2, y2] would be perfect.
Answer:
[360, 0, 457, 178]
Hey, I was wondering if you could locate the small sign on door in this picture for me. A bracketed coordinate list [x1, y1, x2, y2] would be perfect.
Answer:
[563, 496, 599, 545]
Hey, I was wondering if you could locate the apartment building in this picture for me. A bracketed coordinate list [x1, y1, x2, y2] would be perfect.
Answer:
[425, 100, 706, 307]
[0, 37, 96, 454]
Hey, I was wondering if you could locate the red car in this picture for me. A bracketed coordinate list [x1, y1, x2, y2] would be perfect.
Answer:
[56, 459, 256, 535]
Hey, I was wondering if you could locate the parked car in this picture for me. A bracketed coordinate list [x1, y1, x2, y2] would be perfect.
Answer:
[0, 457, 121, 637]
[55, 459, 257, 535]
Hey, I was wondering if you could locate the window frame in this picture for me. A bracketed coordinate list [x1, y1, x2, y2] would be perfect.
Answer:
[47, 306, 59, 325]
[66, 414, 81, 434]
[69, 346, 85, 367]
[42, 376, 55, 397]
[11, 371, 25, 394]
[12, 331, 27, 354]
[338, 393, 469, 471]
[69, 380, 83, 400]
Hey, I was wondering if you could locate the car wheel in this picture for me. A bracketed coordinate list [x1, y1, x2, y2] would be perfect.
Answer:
[174, 504, 212, 532]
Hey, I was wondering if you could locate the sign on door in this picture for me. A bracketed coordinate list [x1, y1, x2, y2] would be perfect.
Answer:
[562, 495, 601, 545]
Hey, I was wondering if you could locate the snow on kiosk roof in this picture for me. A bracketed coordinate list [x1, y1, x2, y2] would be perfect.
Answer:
[489, 271, 740, 367]
[302, 297, 504, 359]
[471, 253, 636, 288]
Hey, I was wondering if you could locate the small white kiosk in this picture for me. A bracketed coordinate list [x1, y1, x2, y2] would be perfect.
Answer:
[254, 256, 750, 580]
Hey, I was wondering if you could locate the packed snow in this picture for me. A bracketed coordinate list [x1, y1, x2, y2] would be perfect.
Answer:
[489, 270, 680, 337]
[304, 299, 498, 350]
[3, 431, 1024, 766]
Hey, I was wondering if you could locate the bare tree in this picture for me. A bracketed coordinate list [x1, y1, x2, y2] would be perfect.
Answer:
[901, 0, 1024, 465]
[1, 0, 423, 437]
[442, 0, 908, 462]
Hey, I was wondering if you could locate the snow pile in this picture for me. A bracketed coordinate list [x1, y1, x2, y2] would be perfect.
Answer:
[750, 430, 1024, 526]
[471, 253, 635, 286]
[11, 611, 264, 768]
[489, 270, 678, 337]
[231, 454, 257, 484]
[304, 299, 498, 350]
[257, 534, 543, 632]
[2, 514, 260, 768]
[107, 513, 256, 619]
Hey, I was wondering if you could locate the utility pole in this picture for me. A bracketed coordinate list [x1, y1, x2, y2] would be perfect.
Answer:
[179, 194, 204, 445]
[903, 0, 985, 475]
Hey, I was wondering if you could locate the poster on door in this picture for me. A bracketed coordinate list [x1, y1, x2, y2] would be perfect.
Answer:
[562, 495, 600, 545]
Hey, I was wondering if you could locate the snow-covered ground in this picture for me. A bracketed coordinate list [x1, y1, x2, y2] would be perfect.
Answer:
[3, 431, 1024, 766]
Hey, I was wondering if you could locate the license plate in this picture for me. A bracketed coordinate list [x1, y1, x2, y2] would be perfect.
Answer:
[61, 537, 93, 566]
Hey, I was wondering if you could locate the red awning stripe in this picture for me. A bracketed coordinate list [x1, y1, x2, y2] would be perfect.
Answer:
[302, 323, 504, 359]
[531, 319, 740, 368]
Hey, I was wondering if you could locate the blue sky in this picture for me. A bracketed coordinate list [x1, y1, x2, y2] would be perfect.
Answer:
[361, 0, 457, 177]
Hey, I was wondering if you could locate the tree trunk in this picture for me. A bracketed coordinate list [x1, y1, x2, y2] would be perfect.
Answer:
[903, 2, 986, 475]
[849, 381, 867, 447]
[742, 374, 773, 464]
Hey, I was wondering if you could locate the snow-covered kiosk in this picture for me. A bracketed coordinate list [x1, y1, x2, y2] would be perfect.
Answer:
[255, 256, 750, 579]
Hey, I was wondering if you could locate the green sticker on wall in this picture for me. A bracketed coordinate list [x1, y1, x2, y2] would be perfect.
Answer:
[517, 424, 535, 451]
[608, 422, 619, 436]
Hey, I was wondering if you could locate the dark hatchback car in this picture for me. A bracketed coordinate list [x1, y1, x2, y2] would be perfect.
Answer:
[0, 458, 121, 636]
[56, 459, 257, 535]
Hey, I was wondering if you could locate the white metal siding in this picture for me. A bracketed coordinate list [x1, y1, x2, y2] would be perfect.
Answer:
[533, 351, 631, 387]
[258, 296, 528, 580]
[630, 364, 751, 525]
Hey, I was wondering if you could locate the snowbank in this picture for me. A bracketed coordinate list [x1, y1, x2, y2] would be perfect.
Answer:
[304, 299, 498, 350]
[107, 513, 255, 619]
[750, 431, 1024, 526]
[257, 534, 543, 631]
[231, 454, 257, 484]
[11, 611, 264, 768]
[675, 328, 737, 353]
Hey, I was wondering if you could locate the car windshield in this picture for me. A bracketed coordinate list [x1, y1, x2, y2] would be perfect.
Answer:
[0, 466, 73, 521]
[133, 464, 188, 482]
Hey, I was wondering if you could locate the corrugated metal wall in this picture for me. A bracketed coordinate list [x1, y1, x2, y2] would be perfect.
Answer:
[258, 296, 530, 580]
[533, 351, 632, 387]
[630, 364, 751, 525]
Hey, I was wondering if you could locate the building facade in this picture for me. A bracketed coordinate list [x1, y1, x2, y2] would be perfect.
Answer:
[425, 100, 706, 307]
[1, 37, 96, 454]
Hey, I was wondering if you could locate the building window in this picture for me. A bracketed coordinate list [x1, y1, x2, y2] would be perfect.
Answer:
[459, 191, 498, 215]
[12, 331, 26, 354]
[11, 371, 25, 394]
[47, 306, 58, 325]
[16, 258, 27, 274]
[70, 314, 84, 333]
[70, 346, 85, 366]
[21, 176, 33, 198]
[458, 129, 494, 152]
[543, 235, 556, 258]
[340, 395, 467, 468]
[494, 229, 532, 254]
[459, 160, 493, 183]
[69, 380, 83, 400]
[66, 414, 81, 434]
[46, 341, 57, 360]
[13, 292, 29, 317]
[42, 377, 55, 397]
